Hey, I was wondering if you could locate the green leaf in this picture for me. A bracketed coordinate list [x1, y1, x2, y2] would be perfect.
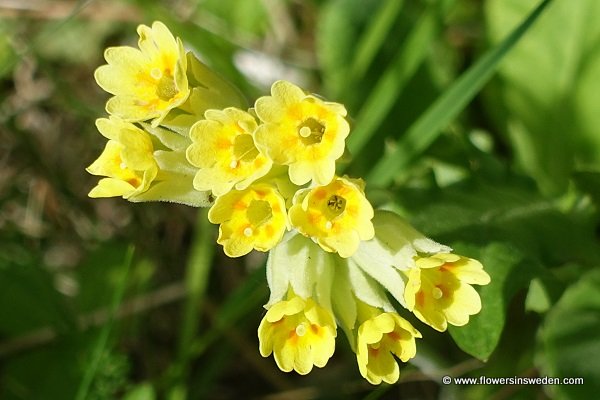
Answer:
[316, 0, 382, 98]
[538, 268, 600, 399]
[124, 383, 156, 400]
[525, 269, 565, 314]
[35, 20, 114, 65]
[2, 340, 129, 400]
[395, 178, 600, 267]
[0, 25, 16, 79]
[367, 0, 553, 187]
[485, 0, 600, 194]
[76, 243, 138, 313]
[0, 246, 74, 336]
[0, 331, 100, 400]
[346, 7, 437, 157]
[525, 278, 552, 313]
[195, 0, 268, 36]
[347, 0, 405, 84]
[572, 170, 600, 207]
[449, 242, 534, 361]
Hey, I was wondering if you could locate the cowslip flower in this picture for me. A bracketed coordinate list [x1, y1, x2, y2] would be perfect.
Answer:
[258, 292, 336, 375]
[356, 210, 452, 271]
[87, 21, 495, 386]
[109, 122, 212, 207]
[186, 108, 272, 196]
[254, 80, 350, 185]
[403, 253, 491, 332]
[346, 210, 452, 308]
[87, 117, 157, 199]
[289, 176, 374, 257]
[355, 302, 421, 385]
[95, 21, 189, 125]
[208, 184, 287, 257]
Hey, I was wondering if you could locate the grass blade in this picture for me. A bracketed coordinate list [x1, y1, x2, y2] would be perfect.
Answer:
[366, 0, 553, 187]
[348, 0, 405, 83]
[346, 8, 437, 157]
[171, 208, 214, 389]
[75, 246, 134, 400]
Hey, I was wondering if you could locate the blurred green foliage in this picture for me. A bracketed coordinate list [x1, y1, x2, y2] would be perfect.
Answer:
[485, 0, 600, 195]
[0, 0, 599, 399]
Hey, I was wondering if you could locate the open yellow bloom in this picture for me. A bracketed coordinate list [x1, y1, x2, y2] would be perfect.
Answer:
[208, 184, 287, 257]
[356, 305, 421, 385]
[186, 108, 272, 196]
[403, 253, 491, 332]
[258, 294, 336, 375]
[289, 176, 374, 258]
[87, 117, 157, 199]
[254, 80, 350, 185]
[95, 21, 189, 125]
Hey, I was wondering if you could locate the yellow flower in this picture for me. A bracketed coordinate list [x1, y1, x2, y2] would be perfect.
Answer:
[208, 184, 287, 257]
[289, 176, 374, 258]
[254, 80, 350, 185]
[258, 294, 336, 375]
[356, 314, 420, 385]
[87, 117, 157, 199]
[349, 210, 452, 309]
[356, 303, 421, 385]
[95, 21, 189, 125]
[186, 108, 272, 196]
[403, 253, 491, 332]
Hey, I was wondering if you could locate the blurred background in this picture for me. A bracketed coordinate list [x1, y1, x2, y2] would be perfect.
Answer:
[1, 0, 599, 399]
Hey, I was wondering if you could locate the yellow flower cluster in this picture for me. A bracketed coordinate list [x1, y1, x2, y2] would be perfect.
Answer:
[186, 79, 371, 258]
[88, 21, 246, 207]
[88, 22, 491, 385]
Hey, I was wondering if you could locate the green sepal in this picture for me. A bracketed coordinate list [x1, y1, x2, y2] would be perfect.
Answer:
[266, 234, 335, 312]
[140, 122, 191, 151]
[153, 150, 197, 176]
[184, 52, 248, 115]
[130, 172, 213, 207]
